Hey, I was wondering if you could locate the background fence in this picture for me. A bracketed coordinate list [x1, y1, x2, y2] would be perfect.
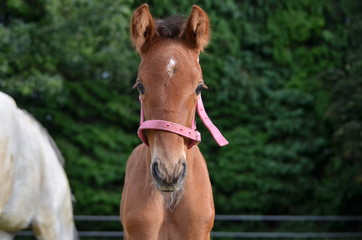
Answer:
[17, 215, 362, 239]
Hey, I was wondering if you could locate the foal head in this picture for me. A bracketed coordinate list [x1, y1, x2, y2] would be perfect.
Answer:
[131, 4, 210, 192]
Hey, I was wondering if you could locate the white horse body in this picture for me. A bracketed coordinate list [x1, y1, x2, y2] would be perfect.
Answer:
[0, 92, 76, 239]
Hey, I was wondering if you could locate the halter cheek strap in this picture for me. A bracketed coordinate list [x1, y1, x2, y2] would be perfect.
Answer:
[137, 95, 228, 149]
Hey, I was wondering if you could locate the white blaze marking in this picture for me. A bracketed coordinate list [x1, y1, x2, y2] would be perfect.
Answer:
[166, 57, 176, 78]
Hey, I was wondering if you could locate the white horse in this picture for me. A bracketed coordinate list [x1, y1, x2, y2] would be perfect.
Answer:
[0, 91, 77, 239]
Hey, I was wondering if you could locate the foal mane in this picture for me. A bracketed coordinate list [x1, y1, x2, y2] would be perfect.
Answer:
[155, 15, 186, 39]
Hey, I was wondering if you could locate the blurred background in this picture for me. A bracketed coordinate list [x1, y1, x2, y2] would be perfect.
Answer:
[0, 0, 361, 237]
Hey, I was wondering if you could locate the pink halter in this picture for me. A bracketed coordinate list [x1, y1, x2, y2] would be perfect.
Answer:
[137, 95, 228, 149]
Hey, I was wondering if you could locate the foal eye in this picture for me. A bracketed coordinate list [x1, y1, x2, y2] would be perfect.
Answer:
[196, 85, 203, 95]
[195, 83, 208, 95]
[133, 82, 145, 95]
[137, 83, 145, 94]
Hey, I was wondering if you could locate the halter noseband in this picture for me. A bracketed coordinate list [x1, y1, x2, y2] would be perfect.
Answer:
[137, 95, 228, 149]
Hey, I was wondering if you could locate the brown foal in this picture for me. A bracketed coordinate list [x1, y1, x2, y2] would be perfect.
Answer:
[121, 4, 223, 239]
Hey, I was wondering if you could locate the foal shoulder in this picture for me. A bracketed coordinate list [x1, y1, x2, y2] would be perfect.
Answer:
[128, 144, 149, 161]
[125, 144, 149, 173]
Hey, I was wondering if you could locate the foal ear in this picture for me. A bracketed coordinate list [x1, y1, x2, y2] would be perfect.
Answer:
[183, 5, 210, 53]
[131, 4, 156, 54]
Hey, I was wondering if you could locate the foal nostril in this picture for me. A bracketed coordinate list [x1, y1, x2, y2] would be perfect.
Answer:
[151, 162, 162, 182]
[181, 162, 187, 179]
[173, 161, 187, 184]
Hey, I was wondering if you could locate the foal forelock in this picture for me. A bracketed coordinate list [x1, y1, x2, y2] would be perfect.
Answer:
[155, 15, 186, 39]
[22, 110, 65, 166]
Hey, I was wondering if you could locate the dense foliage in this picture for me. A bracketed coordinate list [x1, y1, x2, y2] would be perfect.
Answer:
[1, 0, 361, 234]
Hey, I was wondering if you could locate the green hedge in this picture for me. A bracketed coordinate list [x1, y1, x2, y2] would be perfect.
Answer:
[1, 0, 361, 233]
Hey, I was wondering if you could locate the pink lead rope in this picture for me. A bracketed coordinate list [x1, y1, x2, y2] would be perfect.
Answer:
[137, 95, 228, 149]
[196, 96, 229, 147]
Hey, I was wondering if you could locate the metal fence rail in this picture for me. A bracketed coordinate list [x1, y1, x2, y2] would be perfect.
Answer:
[214, 215, 362, 222]
[16, 231, 362, 239]
[17, 215, 362, 239]
[74, 215, 362, 222]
